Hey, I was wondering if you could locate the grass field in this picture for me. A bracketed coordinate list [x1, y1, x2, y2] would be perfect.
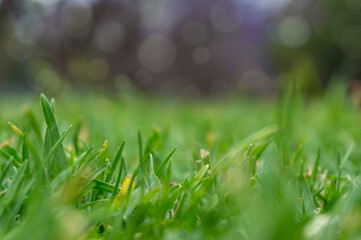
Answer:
[1, 84, 361, 239]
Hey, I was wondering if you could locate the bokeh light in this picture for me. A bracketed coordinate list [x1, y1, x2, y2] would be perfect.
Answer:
[192, 47, 210, 64]
[93, 20, 125, 52]
[61, 0, 93, 38]
[210, 1, 242, 33]
[138, 34, 176, 73]
[278, 16, 310, 48]
[182, 21, 208, 46]
[0, 0, 360, 95]
[88, 58, 109, 81]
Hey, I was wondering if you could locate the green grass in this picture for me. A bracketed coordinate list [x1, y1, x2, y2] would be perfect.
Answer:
[1, 85, 361, 239]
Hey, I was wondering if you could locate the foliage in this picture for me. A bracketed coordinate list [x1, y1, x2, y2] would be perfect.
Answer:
[0, 88, 361, 239]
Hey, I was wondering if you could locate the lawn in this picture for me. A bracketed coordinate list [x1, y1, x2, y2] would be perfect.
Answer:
[0, 84, 361, 239]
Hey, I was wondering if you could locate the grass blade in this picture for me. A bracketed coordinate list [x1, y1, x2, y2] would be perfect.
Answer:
[311, 147, 321, 186]
[156, 147, 177, 178]
[105, 141, 125, 183]
[3, 160, 28, 204]
[110, 157, 125, 204]
[40, 93, 67, 174]
[45, 124, 73, 165]
[8, 122, 41, 168]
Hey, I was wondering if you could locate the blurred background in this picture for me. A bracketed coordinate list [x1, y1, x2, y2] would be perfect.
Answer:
[0, 0, 361, 96]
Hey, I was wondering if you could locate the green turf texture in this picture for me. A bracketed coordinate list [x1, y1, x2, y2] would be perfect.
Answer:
[0, 85, 361, 239]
